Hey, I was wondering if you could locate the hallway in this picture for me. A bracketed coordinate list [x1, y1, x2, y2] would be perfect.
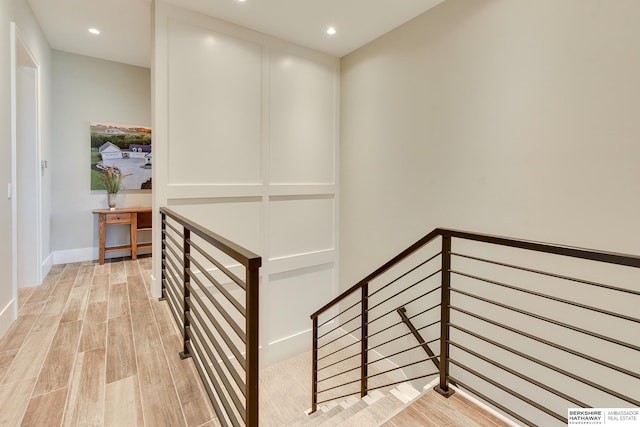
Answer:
[0, 258, 218, 426]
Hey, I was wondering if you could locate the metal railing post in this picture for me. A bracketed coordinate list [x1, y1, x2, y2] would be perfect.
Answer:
[246, 264, 260, 427]
[361, 283, 369, 398]
[436, 234, 455, 397]
[179, 227, 191, 359]
[159, 212, 166, 301]
[311, 316, 319, 413]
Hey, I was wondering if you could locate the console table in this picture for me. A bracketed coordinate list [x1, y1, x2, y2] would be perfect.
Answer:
[92, 207, 152, 265]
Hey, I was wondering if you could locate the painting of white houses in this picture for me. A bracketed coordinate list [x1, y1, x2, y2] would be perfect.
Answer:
[91, 122, 152, 190]
[99, 142, 123, 161]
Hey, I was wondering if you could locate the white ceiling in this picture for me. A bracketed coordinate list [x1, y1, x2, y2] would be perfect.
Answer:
[27, 0, 445, 68]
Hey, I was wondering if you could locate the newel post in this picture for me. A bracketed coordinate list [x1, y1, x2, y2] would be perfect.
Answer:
[360, 283, 369, 398]
[179, 227, 191, 359]
[436, 233, 455, 397]
[311, 315, 319, 414]
[246, 262, 260, 427]
[159, 211, 166, 301]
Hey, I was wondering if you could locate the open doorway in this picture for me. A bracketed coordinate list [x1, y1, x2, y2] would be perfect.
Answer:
[11, 23, 42, 293]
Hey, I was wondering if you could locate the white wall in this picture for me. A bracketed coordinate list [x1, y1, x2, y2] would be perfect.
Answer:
[0, 0, 15, 340]
[340, 0, 640, 424]
[341, 0, 640, 286]
[0, 0, 51, 337]
[51, 50, 151, 264]
[152, 2, 340, 366]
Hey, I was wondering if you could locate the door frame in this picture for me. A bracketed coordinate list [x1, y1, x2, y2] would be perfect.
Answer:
[11, 22, 43, 302]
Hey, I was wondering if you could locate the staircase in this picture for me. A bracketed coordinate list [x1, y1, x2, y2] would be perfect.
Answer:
[259, 350, 512, 427]
[258, 349, 406, 426]
[308, 229, 640, 427]
[160, 210, 640, 427]
[301, 387, 411, 426]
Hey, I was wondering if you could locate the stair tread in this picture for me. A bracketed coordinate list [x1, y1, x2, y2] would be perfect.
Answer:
[335, 393, 405, 427]
[390, 382, 421, 404]
[317, 400, 369, 427]
[397, 382, 421, 399]
[362, 389, 385, 405]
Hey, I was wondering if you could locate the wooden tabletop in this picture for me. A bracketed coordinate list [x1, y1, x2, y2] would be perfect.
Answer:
[92, 207, 152, 214]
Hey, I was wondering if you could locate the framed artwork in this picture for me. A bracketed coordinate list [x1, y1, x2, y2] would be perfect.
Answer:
[90, 122, 152, 190]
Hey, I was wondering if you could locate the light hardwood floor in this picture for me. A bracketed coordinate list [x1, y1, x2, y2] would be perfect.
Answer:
[382, 390, 513, 427]
[1, 258, 514, 427]
[0, 258, 219, 427]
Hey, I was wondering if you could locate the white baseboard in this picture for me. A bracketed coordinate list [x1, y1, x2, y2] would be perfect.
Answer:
[451, 384, 520, 427]
[52, 247, 97, 264]
[0, 298, 17, 340]
[368, 345, 408, 384]
[264, 326, 409, 383]
[150, 274, 161, 299]
[259, 325, 412, 382]
[52, 247, 152, 265]
[332, 327, 408, 384]
[41, 253, 53, 280]
[194, 331, 308, 369]
[261, 328, 312, 367]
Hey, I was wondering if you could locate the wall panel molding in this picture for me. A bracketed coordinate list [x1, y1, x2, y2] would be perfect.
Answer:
[166, 185, 263, 199]
[153, 1, 340, 365]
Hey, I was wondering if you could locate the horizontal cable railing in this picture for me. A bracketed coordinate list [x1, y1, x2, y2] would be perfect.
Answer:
[311, 233, 443, 409]
[160, 207, 261, 427]
[310, 228, 640, 426]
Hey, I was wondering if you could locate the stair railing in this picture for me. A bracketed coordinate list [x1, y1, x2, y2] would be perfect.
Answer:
[310, 229, 444, 411]
[310, 228, 640, 426]
[160, 207, 261, 427]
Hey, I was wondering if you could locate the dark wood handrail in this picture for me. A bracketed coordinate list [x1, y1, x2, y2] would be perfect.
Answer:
[311, 227, 640, 319]
[160, 207, 262, 269]
[445, 229, 640, 268]
[311, 228, 442, 318]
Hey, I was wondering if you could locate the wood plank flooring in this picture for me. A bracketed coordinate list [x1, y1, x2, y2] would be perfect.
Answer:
[382, 390, 513, 427]
[0, 258, 217, 427]
[1, 257, 515, 426]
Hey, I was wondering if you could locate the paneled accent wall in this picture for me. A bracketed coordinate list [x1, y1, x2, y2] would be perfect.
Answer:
[152, 2, 339, 365]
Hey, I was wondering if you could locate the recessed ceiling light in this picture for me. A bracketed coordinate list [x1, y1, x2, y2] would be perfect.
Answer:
[326, 27, 337, 36]
[237, 0, 246, 2]
[88, 28, 100, 35]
